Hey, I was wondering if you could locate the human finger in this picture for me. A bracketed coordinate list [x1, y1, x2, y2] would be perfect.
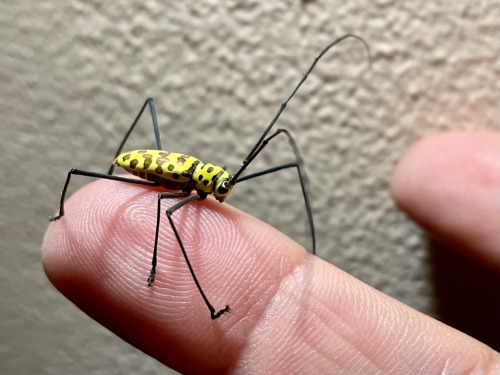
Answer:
[43, 179, 500, 374]
[391, 131, 500, 268]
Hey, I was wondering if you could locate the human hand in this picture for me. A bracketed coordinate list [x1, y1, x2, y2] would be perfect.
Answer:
[43, 131, 500, 374]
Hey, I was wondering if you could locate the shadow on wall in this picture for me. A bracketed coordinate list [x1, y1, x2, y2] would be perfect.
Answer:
[429, 238, 500, 351]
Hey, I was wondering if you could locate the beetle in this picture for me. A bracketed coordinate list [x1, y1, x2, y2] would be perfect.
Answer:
[50, 34, 370, 319]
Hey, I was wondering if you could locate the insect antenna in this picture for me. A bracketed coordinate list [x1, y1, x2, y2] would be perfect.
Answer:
[229, 34, 370, 184]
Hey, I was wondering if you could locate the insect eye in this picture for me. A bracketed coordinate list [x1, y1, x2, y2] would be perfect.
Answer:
[217, 180, 229, 195]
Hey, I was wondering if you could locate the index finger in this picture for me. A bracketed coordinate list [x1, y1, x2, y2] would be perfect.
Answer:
[43, 180, 500, 374]
[43, 179, 307, 373]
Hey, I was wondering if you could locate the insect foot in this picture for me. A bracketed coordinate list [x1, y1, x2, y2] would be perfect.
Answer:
[49, 213, 62, 222]
[211, 305, 231, 320]
[147, 268, 156, 286]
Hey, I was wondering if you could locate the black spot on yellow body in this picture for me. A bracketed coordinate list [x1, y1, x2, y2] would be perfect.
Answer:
[156, 157, 167, 165]
[173, 173, 180, 179]
[130, 159, 138, 169]
[203, 180, 209, 186]
[156, 166, 163, 174]
[143, 157, 152, 169]
[198, 175, 203, 181]
[207, 166, 214, 173]
[168, 164, 174, 171]
[122, 154, 131, 161]
[213, 170, 223, 182]
[177, 156, 186, 166]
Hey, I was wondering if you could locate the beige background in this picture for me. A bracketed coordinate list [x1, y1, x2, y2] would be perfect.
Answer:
[1, 1, 499, 374]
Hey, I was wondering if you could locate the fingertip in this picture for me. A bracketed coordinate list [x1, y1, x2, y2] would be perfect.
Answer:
[391, 131, 500, 267]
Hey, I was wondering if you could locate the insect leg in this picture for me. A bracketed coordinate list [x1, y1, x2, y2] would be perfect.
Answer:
[234, 128, 316, 255]
[147, 191, 190, 286]
[162, 195, 230, 320]
[49, 168, 159, 221]
[107, 97, 162, 175]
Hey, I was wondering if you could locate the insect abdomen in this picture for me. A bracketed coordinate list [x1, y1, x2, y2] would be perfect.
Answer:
[115, 150, 200, 189]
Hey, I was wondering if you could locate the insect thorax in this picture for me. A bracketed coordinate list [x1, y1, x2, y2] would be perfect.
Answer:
[192, 163, 232, 201]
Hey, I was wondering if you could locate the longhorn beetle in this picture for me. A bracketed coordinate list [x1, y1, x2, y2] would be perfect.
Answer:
[50, 34, 370, 319]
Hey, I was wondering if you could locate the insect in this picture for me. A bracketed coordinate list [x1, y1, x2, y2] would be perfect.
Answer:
[50, 34, 370, 320]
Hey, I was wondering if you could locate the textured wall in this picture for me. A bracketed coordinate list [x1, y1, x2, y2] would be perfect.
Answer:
[1, 1, 499, 374]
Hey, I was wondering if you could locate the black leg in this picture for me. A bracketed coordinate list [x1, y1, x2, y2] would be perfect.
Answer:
[234, 129, 316, 255]
[107, 98, 163, 175]
[49, 168, 159, 221]
[156, 194, 231, 320]
[147, 191, 190, 286]
[234, 161, 297, 182]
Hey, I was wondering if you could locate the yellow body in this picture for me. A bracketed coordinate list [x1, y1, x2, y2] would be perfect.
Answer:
[115, 150, 233, 201]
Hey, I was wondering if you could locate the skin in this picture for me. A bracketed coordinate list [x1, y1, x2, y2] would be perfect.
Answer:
[43, 131, 500, 374]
